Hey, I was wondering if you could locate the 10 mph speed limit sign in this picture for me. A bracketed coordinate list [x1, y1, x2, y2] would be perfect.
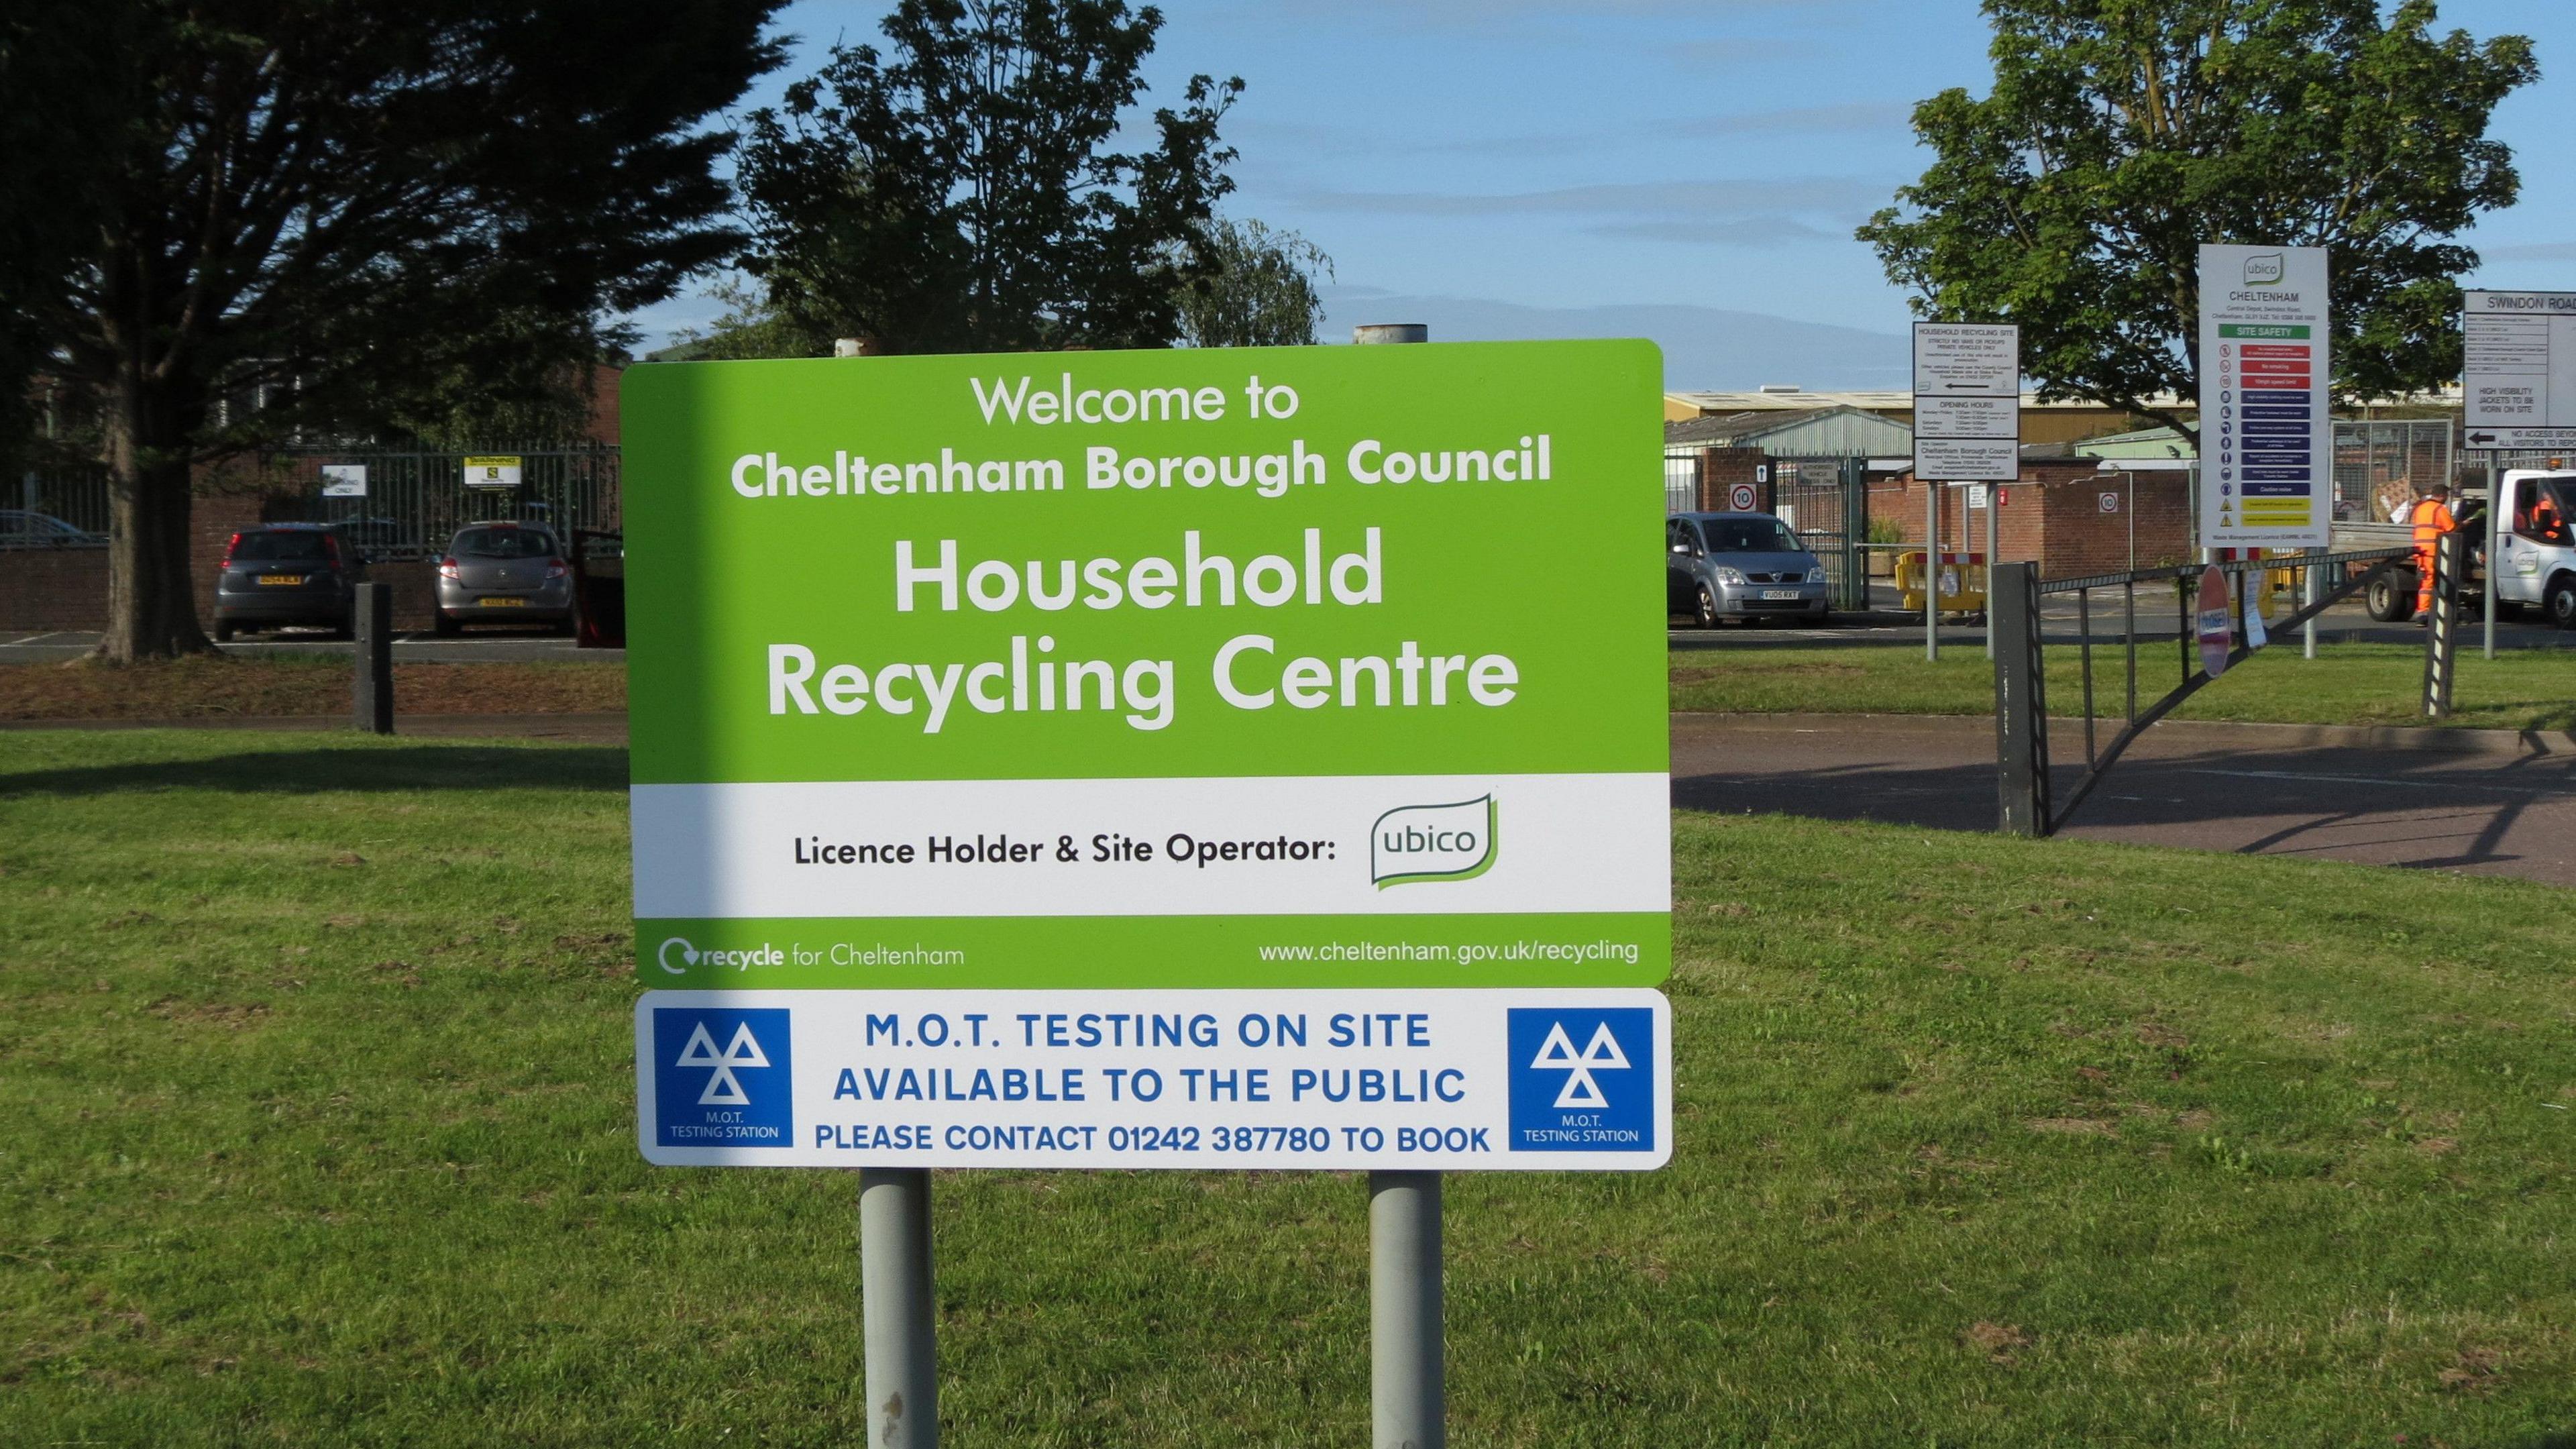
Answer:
[1728, 482, 1758, 511]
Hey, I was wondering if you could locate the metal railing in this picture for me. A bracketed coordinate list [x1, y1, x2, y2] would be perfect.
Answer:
[1992, 547, 2417, 837]
[11, 443, 620, 561]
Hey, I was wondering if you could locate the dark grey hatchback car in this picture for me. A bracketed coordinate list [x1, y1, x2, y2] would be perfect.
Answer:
[213, 523, 363, 640]
[1666, 512, 1829, 627]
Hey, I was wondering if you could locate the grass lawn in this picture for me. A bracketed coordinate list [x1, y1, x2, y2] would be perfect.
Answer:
[1673, 639, 2576, 733]
[4, 729, 2573, 1445]
[0, 655, 626, 720]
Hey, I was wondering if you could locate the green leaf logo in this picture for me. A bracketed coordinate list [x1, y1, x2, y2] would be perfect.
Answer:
[1371, 795, 1498, 888]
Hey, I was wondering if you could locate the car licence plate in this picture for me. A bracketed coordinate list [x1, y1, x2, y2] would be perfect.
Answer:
[258, 574, 303, 586]
[1762, 589, 1801, 600]
[478, 596, 528, 607]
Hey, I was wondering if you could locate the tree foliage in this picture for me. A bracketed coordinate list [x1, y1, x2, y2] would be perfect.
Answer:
[1175, 218, 1334, 348]
[11, 1, 784, 659]
[737, 0, 1241, 356]
[1858, 0, 2536, 439]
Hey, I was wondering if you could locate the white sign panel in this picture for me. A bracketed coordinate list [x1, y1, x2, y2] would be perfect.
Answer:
[463, 455, 523, 490]
[2463, 290, 2576, 448]
[1913, 323, 2019, 481]
[2198, 244, 2330, 547]
[637, 988, 1673, 1170]
[1911, 324, 2020, 397]
[1914, 394, 2017, 439]
[1913, 436, 2020, 482]
[319, 464, 367, 498]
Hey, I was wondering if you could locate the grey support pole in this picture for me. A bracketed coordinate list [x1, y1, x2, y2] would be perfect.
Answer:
[1354, 319, 1442, 1449]
[1924, 479, 1939, 661]
[2302, 547, 2320, 661]
[861, 1168, 937, 1448]
[1983, 486, 1998, 661]
[352, 582, 393, 734]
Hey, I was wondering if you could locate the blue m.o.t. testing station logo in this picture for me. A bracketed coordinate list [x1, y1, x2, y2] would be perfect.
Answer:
[1506, 1007, 1652, 1153]
[653, 1007, 793, 1149]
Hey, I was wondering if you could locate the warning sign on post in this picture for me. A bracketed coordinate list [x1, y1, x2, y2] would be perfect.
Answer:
[2198, 245, 2329, 548]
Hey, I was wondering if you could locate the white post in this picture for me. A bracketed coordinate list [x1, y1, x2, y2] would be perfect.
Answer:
[1354, 320, 1442, 1449]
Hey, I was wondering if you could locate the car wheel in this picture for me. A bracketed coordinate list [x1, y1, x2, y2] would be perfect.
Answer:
[2366, 572, 2415, 623]
[1694, 585, 1720, 629]
[2546, 575, 2576, 631]
[433, 611, 460, 637]
[212, 617, 234, 643]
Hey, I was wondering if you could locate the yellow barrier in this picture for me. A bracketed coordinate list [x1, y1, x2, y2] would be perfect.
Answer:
[1895, 549, 1988, 612]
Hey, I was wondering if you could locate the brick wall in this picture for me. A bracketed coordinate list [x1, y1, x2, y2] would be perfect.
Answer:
[0, 548, 108, 631]
[1691, 447, 1766, 511]
[1866, 462, 2197, 579]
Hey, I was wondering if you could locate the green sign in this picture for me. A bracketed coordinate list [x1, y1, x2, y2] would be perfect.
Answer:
[624, 340, 1670, 988]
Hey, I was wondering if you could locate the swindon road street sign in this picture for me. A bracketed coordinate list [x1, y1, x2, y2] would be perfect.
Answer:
[2464, 290, 2576, 449]
[622, 341, 1674, 1171]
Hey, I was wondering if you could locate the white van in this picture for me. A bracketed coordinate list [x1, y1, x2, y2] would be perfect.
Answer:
[2493, 470, 2576, 629]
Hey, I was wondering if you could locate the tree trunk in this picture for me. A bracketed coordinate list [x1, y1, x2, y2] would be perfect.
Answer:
[96, 371, 211, 661]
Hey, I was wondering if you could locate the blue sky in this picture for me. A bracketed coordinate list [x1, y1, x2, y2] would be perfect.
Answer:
[628, 0, 2576, 390]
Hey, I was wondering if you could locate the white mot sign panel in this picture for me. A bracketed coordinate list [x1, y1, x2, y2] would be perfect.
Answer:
[2464, 290, 2576, 449]
[2198, 244, 2330, 547]
[637, 988, 1673, 1170]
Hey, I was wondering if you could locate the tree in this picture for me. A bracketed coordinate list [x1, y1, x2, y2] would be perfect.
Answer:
[0, 2, 144, 480]
[1857, 0, 2536, 442]
[14, 1, 785, 661]
[1175, 218, 1334, 348]
[737, 0, 1241, 356]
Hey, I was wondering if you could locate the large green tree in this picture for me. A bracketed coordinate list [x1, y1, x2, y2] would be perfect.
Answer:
[736, 0, 1240, 356]
[13, 1, 784, 661]
[1858, 0, 2536, 442]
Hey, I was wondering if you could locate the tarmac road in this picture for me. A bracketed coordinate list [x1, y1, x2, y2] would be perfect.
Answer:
[1674, 712, 2576, 887]
[0, 629, 620, 663]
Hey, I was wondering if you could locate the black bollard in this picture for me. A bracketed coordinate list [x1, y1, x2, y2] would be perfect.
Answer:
[353, 582, 394, 734]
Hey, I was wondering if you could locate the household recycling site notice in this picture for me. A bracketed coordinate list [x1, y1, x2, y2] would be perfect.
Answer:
[639, 989, 1672, 1171]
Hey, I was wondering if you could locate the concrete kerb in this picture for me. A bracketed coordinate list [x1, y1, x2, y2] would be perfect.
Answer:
[1674, 710, 2574, 759]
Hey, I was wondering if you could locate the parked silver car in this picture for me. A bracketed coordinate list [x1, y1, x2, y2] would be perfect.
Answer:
[1666, 512, 1829, 627]
[433, 522, 574, 635]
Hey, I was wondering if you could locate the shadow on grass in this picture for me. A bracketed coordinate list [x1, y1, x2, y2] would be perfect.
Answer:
[0, 745, 628, 797]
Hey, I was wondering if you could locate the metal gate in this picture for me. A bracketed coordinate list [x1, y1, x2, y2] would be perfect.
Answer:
[254, 445, 621, 560]
[1764, 455, 1870, 610]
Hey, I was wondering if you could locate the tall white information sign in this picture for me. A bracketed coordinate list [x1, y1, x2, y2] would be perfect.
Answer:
[1911, 323, 2020, 480]
[2463, 290, 2576, 449]
[2198, 245, 2330, 547]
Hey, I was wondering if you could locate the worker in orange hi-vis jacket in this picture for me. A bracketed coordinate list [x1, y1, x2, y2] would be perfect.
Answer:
[2407, 480, 2457, 622]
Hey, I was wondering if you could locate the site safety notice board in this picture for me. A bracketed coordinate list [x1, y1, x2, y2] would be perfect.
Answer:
[622, 341, 1673, 1170]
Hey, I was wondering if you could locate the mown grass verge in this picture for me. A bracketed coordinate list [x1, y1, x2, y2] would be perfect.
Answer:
[2, 729, 2571, 1445]
[1673, 639, 2576, 733]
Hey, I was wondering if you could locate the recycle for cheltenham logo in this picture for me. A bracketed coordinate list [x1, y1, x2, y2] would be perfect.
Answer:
[1506, 1008, 1652, 1152]
[653, 1008, 793, 1148]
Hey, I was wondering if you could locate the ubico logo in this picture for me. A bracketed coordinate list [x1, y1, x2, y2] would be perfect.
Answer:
[1370, 794, 1497, 888]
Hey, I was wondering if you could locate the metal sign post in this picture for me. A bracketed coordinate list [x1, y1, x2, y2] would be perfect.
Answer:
[1352, 320, 1443, 1449]
[861, 1167, 937, 1447]
[1911, 323, 2021, 667]
[2461, 292, 2576, 658]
